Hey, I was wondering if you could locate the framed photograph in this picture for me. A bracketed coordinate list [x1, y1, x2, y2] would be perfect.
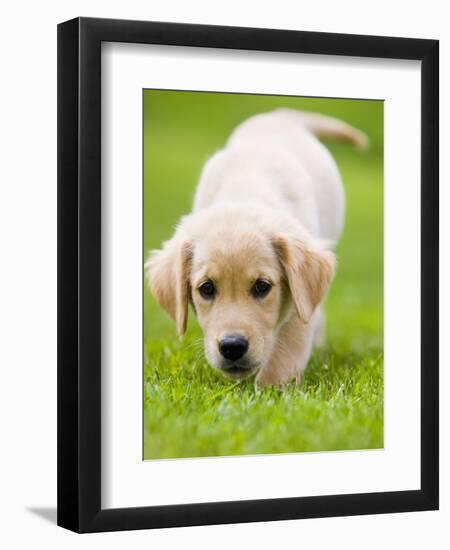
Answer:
[57, 17, 439, 532]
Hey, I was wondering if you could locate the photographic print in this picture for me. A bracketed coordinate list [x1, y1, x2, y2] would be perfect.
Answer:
[58, 18, 438, 531]
[143, 91, 384, 460]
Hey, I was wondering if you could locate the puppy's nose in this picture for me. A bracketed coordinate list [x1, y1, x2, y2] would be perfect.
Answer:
[219, 335, 249, 361]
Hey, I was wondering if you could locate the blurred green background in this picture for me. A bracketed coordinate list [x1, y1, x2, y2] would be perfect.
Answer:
[143, 90, 383, 459]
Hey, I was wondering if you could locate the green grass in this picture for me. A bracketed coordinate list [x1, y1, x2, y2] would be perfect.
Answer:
[143, 91, 384, 459]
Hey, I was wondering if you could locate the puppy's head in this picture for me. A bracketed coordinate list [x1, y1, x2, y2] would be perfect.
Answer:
[146, 207, 335, 380]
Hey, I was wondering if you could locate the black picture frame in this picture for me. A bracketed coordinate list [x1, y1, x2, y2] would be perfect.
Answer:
[57, 16, 439, 533]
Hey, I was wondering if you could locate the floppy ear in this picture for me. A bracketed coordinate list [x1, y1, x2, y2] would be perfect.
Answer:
[145, 239, 192, 336]
[273, 233, 336, 324]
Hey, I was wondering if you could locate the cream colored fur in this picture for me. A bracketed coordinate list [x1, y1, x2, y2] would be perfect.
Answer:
[146, 109, 367, 386]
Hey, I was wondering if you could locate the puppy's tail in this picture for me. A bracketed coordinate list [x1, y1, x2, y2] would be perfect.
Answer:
[278, 108, 370, 150]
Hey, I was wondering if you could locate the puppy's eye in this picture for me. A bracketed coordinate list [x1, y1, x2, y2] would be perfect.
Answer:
[251, 279, 272, 299]
[198, 280, 216, 300]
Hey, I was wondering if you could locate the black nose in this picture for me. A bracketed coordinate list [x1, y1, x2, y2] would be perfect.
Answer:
[219, 335, 249, 362]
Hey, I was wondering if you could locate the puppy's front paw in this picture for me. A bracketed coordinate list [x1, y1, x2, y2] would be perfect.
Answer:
[255, 367, 300, 388]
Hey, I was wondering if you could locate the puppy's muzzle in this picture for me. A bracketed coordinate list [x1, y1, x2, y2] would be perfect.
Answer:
[219, 334, 249, 362]
[218, 334, 256, 379]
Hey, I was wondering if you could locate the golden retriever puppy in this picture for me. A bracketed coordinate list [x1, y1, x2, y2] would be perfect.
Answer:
[146, 109, 368, 386]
